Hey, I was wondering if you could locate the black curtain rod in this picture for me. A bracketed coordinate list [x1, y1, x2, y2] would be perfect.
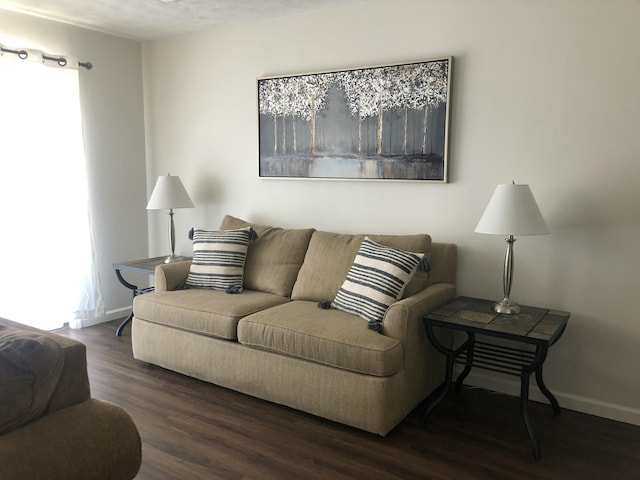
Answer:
[1, 46, 92, 70]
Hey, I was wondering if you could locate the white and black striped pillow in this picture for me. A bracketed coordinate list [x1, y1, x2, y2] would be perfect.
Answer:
[332, 238, 423, 328]
[186, 228, 252, 292]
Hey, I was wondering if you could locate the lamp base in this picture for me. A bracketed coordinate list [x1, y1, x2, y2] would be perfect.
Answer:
[164, 254, 179, 264]
[492, 297, 522, 315]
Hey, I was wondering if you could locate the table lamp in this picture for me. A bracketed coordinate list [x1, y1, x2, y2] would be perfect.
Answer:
[475, 182, 549, 314]
[147, 174, 194, 263]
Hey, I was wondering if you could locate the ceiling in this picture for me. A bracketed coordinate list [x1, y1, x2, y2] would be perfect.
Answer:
[0, 0, 362, 41]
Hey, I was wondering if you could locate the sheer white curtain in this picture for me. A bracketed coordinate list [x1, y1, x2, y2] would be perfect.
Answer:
[0, 48, 104, 330]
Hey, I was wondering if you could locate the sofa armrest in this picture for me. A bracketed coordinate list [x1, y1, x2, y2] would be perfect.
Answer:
[383, 283, 456, 364]
[383, 283, 456, 341]
[154, 260, 192, 292]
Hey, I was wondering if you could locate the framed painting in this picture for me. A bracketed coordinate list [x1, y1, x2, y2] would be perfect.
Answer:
[258, 57, 452, 182]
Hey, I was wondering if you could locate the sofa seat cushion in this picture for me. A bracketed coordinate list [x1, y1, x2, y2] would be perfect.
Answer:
[0, 326, 65, 435]
[220, 215, 315, 297]
[291, 231, 431, 302]
[133, 289, 290, 340]
[237, 301, 403, 377]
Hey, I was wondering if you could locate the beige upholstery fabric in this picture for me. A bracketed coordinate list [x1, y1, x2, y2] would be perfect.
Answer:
[155, 260, 192, 292]
[291, 231, 432, 302]
[0, 399, 141, 480]
[134, 288, 290, 340]
[220, 215, 315, 297]
[0, 328, 64, 434]
[0, 318, 141, 480]
[238, 301, 403, 376]
[426, 242, 458, 286]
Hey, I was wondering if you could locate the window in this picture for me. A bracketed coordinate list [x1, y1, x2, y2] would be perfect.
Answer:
[0, 49, 104, 330]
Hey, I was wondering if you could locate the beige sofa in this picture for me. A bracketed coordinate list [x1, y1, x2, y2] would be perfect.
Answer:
[0, 318, 141, 480]
[132, 215, 457, 436]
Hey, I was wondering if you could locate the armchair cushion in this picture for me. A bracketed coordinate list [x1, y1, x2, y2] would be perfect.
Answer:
[0, 327, 64, 435]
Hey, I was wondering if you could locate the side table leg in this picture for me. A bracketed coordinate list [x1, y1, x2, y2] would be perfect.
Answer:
[115, 313, 133, 337]
[115, 268, 138, 337]
[422, 351, 454, 421]
[520, 371, 541, 460]
[455, 333, 474, 392]
[534, 350, 561, 414]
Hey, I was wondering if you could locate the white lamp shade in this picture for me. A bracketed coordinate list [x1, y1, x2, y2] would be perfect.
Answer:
[475, 184, 548, 235]
[146, 175, 194, 210]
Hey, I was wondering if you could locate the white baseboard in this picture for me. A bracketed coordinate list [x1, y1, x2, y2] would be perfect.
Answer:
[105, 306, 131, 322]
[462, 370, 640, 427]
[71, 307, 130, 329]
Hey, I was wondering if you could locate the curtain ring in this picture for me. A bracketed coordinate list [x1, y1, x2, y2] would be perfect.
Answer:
[58, 57, 67, 67]
[18, 50, 28, 59]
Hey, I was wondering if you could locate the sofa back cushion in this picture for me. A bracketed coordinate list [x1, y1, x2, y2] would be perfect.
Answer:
[291, 231, 432, 302]
[220, 215, 315, 297]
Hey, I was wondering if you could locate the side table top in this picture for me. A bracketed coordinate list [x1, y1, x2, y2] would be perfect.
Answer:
[425, 296, 569, 345]
[113, 256, 191, 274]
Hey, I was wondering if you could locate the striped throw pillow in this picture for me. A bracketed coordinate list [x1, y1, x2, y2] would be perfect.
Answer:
[186, 228, 252, 291]
[332, 237, 423, 329]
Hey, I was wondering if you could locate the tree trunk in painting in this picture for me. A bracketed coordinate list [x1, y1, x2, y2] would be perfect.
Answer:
[376, 99, 383, 155]
[421, 98, 429, 154]
[282, 116, 286, 154]
[310, 98, 317, 155]
[273, 114, 278, 154]
[403, 106, 408, 156]
[292, 118, 297, 154]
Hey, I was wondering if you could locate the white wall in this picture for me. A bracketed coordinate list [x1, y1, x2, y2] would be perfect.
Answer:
[142, 0, 640, 425]
[0, 9, 149, 322]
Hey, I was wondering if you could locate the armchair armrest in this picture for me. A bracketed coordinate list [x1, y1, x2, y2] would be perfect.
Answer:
[154, 260, 191, 292]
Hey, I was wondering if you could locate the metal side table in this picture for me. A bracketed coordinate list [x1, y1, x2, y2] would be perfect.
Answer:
[422, 296, 569, 460]
[113, 256, 190, 336]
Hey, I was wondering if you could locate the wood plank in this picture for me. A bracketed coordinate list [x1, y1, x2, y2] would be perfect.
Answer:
[57, 321, 640, 479]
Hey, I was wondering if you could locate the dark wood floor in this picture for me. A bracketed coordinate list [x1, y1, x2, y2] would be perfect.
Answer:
[57, 320, 640, 480]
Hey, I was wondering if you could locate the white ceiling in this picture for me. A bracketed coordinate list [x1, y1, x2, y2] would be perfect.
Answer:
[0, 0, 362, 41]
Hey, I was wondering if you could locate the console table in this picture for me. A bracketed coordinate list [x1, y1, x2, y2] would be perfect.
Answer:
[422, 296, 569, 460]
[113, 256, 190, 336]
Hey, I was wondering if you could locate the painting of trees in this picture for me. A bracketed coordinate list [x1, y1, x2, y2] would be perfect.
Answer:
[258, 57, 451, 182]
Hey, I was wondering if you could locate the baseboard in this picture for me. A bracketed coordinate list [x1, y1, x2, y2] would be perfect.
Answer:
[71, 307, 130, 329]
[105, 306, 131, 322]
[462, 370, 640, 427]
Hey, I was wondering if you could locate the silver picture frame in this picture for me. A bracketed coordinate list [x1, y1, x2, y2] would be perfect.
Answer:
[258, 56, 452, 182]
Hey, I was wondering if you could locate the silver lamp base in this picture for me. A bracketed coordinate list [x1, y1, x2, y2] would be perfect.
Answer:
[163, 254, 180, 264]
[493, 297, 522, 315]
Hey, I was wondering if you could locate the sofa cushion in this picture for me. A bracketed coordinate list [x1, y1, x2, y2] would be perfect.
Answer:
[0, 327, 64, 435]
[186, 227, 252, 292]
[133, 289, 290, 340]
[332, 237, 423, 327]
[220, 215, 315, 297]
[237, 301, 403, 377]
[291, 231, 432, 302]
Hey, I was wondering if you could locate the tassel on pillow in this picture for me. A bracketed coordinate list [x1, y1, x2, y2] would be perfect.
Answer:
[368, 320, 383, 333]
[419, 256, 432, 273]
[317, 300, 331, 310]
